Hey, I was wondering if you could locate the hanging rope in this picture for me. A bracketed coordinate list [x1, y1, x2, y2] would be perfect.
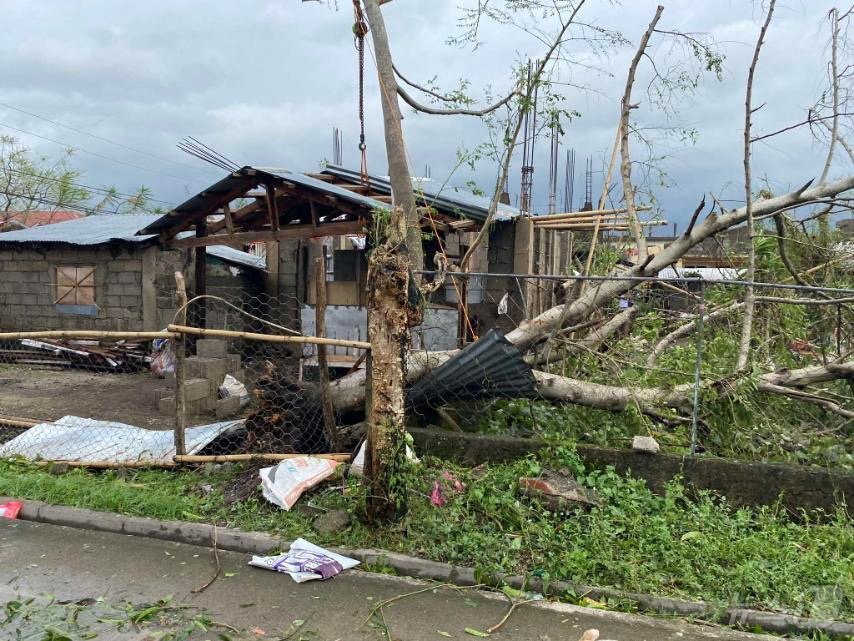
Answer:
[353, 0, 369, 185]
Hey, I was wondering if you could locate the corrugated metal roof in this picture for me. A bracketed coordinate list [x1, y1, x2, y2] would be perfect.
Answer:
[137, 166, 389, 236]
[261, 167, 389, 212]
[0, 213, 265, 270]
[324, 164, 520, 222]
[0, 213, 161, 245]
[206, 245, 266, 270]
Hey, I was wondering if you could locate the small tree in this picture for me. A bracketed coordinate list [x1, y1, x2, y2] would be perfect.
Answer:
[0, 135, 157, 227]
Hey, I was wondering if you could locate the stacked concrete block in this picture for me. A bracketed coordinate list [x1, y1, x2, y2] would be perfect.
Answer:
[156, 338, 245, 419]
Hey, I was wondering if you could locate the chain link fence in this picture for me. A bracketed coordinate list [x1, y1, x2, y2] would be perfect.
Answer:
[0, 270, 851, 467]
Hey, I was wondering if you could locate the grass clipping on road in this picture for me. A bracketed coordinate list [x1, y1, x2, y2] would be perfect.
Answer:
[0, 449, 851, 622]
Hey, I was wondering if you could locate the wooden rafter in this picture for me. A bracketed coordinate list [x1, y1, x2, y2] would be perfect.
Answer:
[168, 219, 368, 249]
[266, 183, 280, 231]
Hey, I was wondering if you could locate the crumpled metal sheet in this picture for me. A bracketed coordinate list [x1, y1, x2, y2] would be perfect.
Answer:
[0, 415, 243, 463]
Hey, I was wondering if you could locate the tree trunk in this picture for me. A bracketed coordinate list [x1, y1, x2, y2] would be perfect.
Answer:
[364, 246, 413, 521]
[361, 0, 423, 522]
[362, 0, 423, 272]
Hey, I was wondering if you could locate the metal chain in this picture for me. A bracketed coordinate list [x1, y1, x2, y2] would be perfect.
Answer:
[353, 0, 369, 184]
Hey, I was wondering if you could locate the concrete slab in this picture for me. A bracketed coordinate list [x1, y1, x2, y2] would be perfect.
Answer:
[0, 519, 776, 641]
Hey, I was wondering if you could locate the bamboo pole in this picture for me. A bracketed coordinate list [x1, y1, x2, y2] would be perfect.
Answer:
[33, 460, 177, 469]
[0, 416, 40, 428]
[315, 256, 339, 450]
[532, 216, 629, 226]
[173, 453, 352, 464]
[167, 324, 371, 350]
[0, 330, 176, 341]
[534, 205, 652, 222]
[174, 272, 188, 457]
[534, 225, 633, 231]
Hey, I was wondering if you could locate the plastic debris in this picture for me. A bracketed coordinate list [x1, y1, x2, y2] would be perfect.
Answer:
[631, 435, 660, 454]
[349, 439, 419, 477]
[0, 501, 22, 519]
[259, 457, 340, 510]
[249, 538, 359, 583]
[150, 335, 176, 377]
[219, 374, 249, 407]
[430, 481, 446, 507]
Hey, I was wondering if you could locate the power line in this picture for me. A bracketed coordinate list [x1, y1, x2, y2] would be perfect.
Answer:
[0, 101, 218, 178]
[0, 189, 156, 216]
[4, 166, 175, 206]
[0, 121, 208, 185]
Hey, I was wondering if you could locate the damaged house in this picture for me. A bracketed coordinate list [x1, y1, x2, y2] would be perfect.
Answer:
[0, 213, 266, 333]
[135, 164, 522, 368]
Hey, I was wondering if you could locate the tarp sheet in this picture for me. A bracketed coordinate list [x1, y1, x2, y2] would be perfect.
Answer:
[0, 416, 243, 463]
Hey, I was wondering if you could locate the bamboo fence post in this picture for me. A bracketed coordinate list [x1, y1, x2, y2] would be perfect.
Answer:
[174, 271, 188, 457]
[315, 257, 339, 450]
[165, 324, 370, 350]
[173, 453, 351, 464]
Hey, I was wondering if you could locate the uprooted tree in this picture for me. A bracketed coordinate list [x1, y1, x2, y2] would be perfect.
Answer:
[310, 0, 854, 521]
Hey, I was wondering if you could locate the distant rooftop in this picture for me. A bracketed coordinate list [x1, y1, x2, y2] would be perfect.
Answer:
[0, 210, 85, 231]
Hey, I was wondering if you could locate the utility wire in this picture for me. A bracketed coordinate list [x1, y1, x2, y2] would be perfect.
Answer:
[3, 166, 175, 206]
[0, 121, 207, 185]
[1, 190, 156, 216]
[0, 101, 218, 178]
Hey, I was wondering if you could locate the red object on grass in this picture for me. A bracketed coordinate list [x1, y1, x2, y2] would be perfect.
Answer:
[0, 501, 22, 519]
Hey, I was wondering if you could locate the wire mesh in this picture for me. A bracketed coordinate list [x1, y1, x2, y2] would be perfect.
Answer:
[0, 271, 851, 466]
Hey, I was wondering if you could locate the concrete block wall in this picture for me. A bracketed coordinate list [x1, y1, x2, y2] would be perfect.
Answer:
[0, 244, 150, 331]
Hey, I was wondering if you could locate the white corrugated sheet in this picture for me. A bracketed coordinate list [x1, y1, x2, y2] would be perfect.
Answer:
[0, 416, 243, 463]
[656, 266, 742, 281]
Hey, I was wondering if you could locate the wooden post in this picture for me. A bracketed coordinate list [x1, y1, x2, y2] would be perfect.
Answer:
[174, 271, 188, 457]
[193, 220, 207, 330]
[314, 257, 339, 451]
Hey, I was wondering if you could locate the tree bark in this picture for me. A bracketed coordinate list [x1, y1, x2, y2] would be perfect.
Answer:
[362, 0, 423, 271]
[361, 0, 423, 521]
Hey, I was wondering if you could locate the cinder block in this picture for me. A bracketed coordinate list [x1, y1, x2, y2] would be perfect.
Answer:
[196, 339, 229, 358]
[223, 353, 241, 374]
[153, 387, 173, 403]
[158, 396, 176, 414]
[186, 356, 227, 384]
[216, 395, 242, 418]
[117, 272, 139, 284]
[184, 377, 211, 402]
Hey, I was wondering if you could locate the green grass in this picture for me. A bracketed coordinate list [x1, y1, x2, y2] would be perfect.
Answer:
[0, 453, 851, 623]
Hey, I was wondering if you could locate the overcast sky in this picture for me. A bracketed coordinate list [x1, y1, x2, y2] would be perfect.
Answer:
[1, 0, 850, 230]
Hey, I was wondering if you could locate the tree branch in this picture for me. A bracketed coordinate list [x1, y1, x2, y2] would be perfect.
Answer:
[619, 5, 664, 260]
[393, 64, 518, 116]
[737, 0, 776, 371]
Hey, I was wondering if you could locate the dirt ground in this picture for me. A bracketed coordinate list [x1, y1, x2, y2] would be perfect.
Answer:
[0, 364, 207, 428]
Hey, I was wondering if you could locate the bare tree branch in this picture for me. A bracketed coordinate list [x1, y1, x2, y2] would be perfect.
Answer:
[819, 7, 842, 187]
[737, 0, 776, 371]
[619, 5, 664, 260]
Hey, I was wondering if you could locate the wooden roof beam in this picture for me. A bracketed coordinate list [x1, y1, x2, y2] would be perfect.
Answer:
[168, 220, 368, 249]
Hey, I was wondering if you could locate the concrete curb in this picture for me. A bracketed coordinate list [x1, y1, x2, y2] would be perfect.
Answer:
[4, 497, 852, 639]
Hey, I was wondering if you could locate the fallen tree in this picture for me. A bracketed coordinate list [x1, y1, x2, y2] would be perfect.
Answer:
[328, 174, 854, 415]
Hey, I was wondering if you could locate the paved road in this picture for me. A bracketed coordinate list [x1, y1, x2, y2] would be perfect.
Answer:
[0, 519, 774, 641]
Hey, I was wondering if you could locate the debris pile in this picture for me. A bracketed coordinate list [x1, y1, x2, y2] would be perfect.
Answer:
[1, 338, 149, 371]
[243, 362, 331, 454]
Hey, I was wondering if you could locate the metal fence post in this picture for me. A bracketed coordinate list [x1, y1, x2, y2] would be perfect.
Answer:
[690, 278, 706, 456]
